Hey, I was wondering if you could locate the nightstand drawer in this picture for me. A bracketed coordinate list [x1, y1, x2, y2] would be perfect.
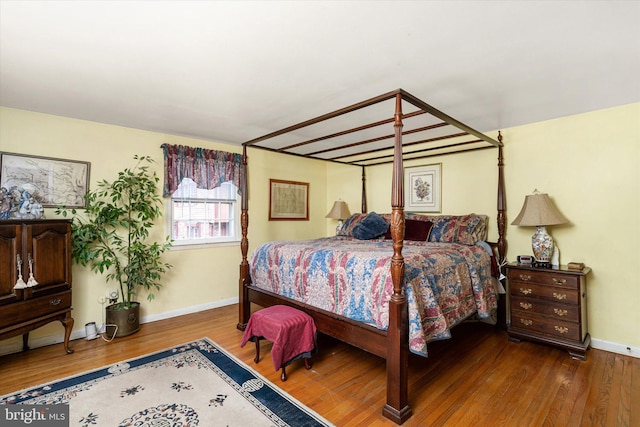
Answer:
[510, 282, 579, 305]
[510, 313, 581, 341]
[508, 270, 579, 289]
[511, 296, 580, 322]
[0, 290, 72, 329]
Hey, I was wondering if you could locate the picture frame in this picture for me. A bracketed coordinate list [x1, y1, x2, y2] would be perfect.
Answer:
[269, 179, 309, 220]
[404, 163, 441, 212]
[0, 152, 91, 208]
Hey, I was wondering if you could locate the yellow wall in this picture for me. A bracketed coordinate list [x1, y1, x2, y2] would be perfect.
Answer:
[1, 102, 638, 355]
[245, 148, 329, 247]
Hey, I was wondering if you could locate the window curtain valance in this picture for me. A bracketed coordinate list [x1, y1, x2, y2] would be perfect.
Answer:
[161, 144, 244, 197]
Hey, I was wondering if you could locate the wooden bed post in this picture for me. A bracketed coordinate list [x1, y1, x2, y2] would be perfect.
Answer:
[497, 131, 507, 263]
[361, 166, 367, 213]
[237, 144, 250, 330]
[382, 93, 412, 424]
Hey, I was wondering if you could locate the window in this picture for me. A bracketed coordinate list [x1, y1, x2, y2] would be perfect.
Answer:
[169, 178, 240, 247]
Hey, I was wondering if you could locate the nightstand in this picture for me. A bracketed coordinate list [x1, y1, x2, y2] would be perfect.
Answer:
[506, 263, 591, 360]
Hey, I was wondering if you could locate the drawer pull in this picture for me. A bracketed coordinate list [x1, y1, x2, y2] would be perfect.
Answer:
[49, 298, 62, 306]
[519, 302, 533, 310]
[518, 274, 532, 281]
[554, 326, 569, 334]
[553, 308, 568, 316]
[520, 319, 533, 326]
[519, 287, 532, 295]
[553, 292, 567, 300]
[552, 278, 567, 285]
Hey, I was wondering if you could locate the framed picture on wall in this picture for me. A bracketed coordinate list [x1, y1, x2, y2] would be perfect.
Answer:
[404, 163, 441, 212]
[269, 179, 309, 220]
[0, 152, 91, 208]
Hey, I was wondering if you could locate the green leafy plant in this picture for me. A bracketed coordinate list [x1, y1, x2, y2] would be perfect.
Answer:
[57, 155, 172, 309]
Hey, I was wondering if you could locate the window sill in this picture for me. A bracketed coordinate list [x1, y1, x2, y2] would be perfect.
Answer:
[169, 240, 241, 251]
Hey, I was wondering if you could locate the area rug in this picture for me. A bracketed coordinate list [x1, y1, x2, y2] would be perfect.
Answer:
[0, 337, 334, 427]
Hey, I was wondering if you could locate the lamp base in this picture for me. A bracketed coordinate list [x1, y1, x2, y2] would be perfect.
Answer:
[532, 226, 554, 264]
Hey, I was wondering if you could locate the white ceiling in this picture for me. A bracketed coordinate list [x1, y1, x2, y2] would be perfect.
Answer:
[1, 1, 639, 146]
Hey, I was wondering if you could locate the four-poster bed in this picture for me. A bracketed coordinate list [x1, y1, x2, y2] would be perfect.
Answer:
[237, 89, 506, 424]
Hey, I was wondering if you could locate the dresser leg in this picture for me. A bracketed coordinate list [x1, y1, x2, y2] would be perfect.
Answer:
[568, 350, 587, 360]
[22, 333, 29, 351]
[61, 314, 75, 354]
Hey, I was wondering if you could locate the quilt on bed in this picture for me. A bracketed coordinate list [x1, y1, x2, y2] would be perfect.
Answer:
[249, 236, 497, 357]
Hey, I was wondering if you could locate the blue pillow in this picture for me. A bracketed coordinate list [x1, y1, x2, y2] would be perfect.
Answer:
[352, 212, 389, 240]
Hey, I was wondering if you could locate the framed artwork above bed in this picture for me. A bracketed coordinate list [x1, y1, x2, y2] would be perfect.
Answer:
[268, 179, 309, 220]
[405, 163, 441, 212]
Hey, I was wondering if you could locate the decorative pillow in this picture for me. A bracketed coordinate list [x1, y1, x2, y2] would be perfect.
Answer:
[337, 213, 367, 237]
[428, 214, 482, 245]
[352, 212, 389, 240]
[383, 217, 433, 241]
[381, 212, 486, 244]
[405, 219, 433, 241]
[472, 215, 489, 242]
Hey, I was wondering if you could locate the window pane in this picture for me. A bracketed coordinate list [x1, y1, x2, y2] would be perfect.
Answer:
[170, 178, 238, 244]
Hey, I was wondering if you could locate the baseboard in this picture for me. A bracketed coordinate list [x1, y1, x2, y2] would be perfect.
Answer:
[0, 297, 239, 357]
[590, 337, 640, 359]
[140, 297, 239, 324]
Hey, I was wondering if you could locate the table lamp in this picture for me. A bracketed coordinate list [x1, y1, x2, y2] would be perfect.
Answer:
[326, 200, 351, 233]
[511, 190, 569, 267]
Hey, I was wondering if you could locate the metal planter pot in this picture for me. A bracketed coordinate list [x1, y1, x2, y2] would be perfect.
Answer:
[105, 302, 140, 337]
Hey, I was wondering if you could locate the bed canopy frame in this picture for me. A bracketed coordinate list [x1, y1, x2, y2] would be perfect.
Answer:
[237, 88, 506, 424]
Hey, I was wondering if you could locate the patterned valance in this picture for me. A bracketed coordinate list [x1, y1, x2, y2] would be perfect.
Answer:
[161, 144, 244, 197]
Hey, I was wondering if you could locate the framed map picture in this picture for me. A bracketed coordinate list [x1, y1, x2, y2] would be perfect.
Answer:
[269, 179, 309, 220]
[404, 163, 441, 212]
[1, 152, 91, 208]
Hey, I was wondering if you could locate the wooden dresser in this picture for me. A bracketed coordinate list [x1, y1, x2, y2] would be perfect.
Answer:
[0, 219, 74, 354]
[506, 263, 590, 360]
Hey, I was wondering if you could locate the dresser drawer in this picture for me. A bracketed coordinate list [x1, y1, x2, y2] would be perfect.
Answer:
[510, 282, 579, 305]
[506, 264, 590, 359]
[508, 269, 579, 290]
[511, 295, 580, 323]
[510, 312, 582, 342]
[0, 290, 71, 329]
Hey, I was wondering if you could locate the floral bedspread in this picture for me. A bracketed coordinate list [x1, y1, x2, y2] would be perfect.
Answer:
[249, 236, 498, 357]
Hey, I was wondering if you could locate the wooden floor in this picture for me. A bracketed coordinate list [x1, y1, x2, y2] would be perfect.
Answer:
[1, 304, 638, 426]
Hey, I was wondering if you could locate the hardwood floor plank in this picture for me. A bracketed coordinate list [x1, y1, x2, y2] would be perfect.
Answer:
[1, 304, 637, 426]
[607, 355, 627, 427]
[505, 346, 564, 426]
[474, 341, 544, 426]
[582, 351, 615, 426]
[630, 358, 640, 427]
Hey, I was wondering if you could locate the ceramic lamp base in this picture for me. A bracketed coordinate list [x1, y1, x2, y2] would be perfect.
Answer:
[532, 226, 554, 263]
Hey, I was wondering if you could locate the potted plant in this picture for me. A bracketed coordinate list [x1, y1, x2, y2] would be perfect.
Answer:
[57, 155, 172, 337]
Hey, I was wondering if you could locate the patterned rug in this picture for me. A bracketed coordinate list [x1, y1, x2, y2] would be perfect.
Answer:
[1, 338, 333, 427]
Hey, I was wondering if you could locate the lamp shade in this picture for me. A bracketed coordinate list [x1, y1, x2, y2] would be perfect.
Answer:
[511, 193, 569, 226]
[325, 200, 351, 220]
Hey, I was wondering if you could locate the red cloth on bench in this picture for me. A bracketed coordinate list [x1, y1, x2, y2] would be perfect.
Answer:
[241, 305, 316, 371]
